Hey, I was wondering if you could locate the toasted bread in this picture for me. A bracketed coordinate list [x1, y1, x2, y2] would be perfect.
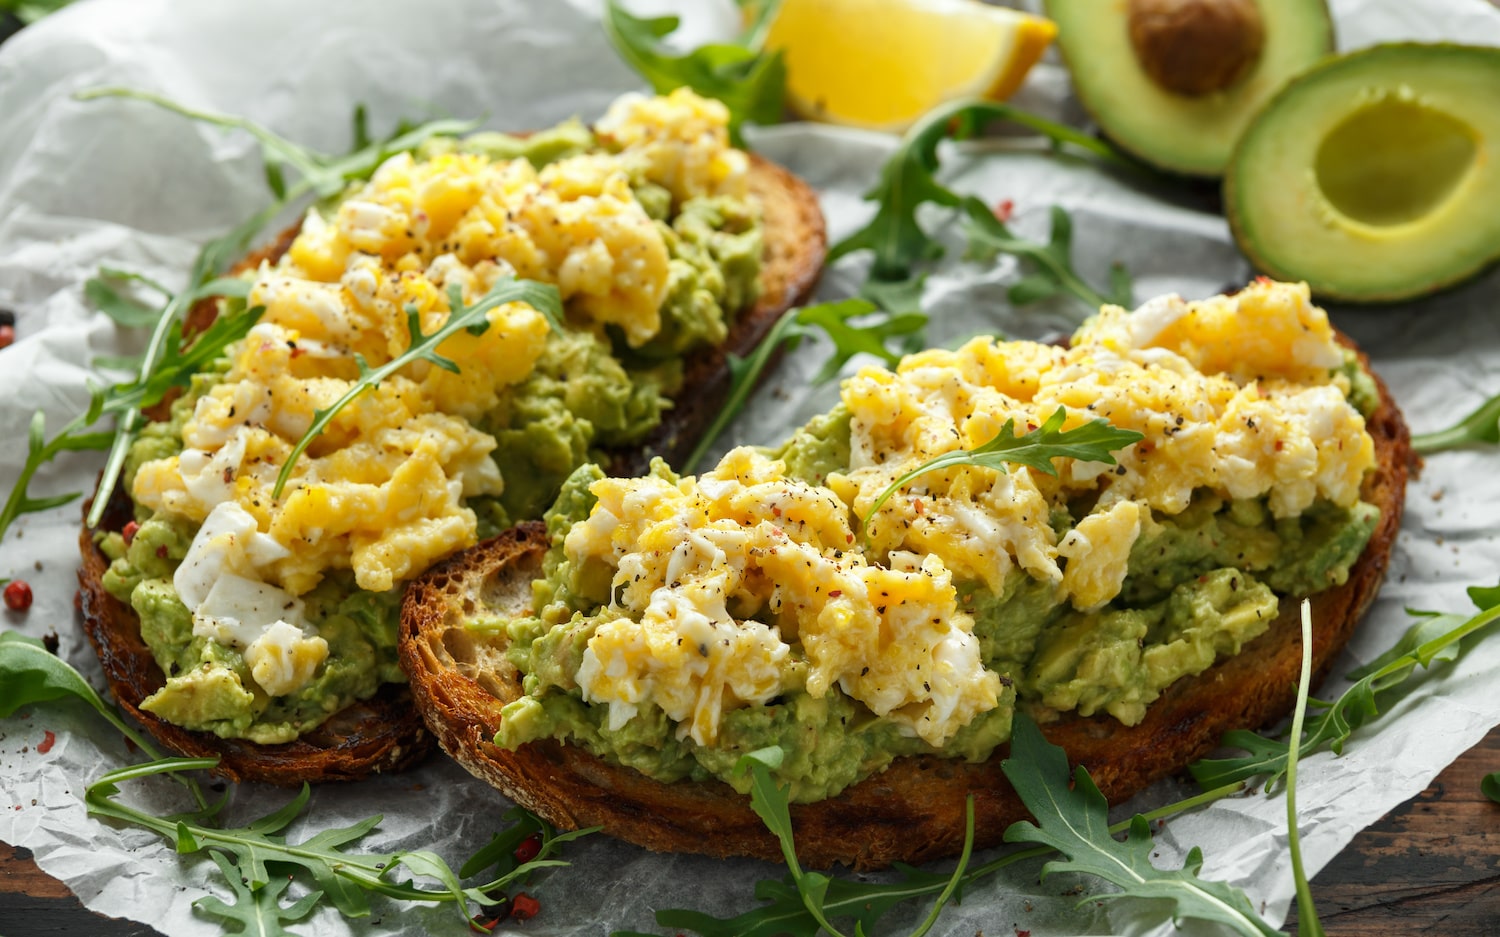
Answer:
[75, 153, 826, 785]
[398, 340, 1411, 869]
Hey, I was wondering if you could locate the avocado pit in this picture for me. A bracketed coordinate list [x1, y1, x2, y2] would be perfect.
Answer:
[1127, 0, 1266, 96]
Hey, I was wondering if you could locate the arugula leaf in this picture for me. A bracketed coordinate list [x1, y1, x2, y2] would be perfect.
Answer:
[861, 406, 1144, 544]
[1285, 601, 1325, 937]
[963, 201, 1133, 310]
[194, 851, 322, 937]
[1002, 714, 1279, 937]
[0, 297, 266, 542]
[681, 297, 927, 474]
[0, 631, 210, 809]
[691, 747, 975, 937]
[1411, 389, 1500, 454]
[85, 756, 588, 927]
[74, 88, 476, 202]
[603, 0, 785, 147]
[828, 98, 1131, 314]
[1190, 585, 1500, 791]
[85, 275, 167, 328]
[0, 0, 79, 25]
[271, 279, 562, 498]
[1483, 772, 1500, 805]
[0, 632, 154, 747]
[795, 301, 926, 384]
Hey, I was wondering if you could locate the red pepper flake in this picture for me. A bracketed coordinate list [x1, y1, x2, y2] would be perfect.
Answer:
[122, 521, 140, 545]
[0, 323, 14, 350]
[828, 590, 842, 598]
[912, 498, 925, 516]
[37, 730, 55, 754]
[771, 506, 782, 518]
[845, 533, 854, 544]
[510, 892, 540, 921]
[4, 579, 32, 612]
[156, 544, 169, 559]
[994, 199, 1015, 223]
[513, 833, 542, 864]
[1274, 439, 1284, 451]
[1016, 930, 1031, 937]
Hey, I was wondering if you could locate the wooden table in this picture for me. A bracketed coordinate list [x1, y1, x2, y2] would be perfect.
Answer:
[2, 727, 1497, 936]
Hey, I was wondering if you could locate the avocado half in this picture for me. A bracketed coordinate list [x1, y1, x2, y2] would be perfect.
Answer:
[1227, 43, 1500, 303]
[1046, 0, 1333, 176]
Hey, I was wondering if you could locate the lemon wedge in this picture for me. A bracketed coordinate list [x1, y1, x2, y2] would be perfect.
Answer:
[764, 0, 1057, 133]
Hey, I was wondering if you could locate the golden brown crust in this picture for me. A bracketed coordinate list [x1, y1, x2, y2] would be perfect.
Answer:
[74, 155, 826, 785]
[399, 340, 1411, 869]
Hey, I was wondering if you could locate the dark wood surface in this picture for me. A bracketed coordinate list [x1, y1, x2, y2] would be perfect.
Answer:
[2, 726, 1497, 936]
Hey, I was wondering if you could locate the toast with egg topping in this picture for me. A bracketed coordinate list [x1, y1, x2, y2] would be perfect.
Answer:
[76, 89, 825, 784]
[400, 281, 1410, 868]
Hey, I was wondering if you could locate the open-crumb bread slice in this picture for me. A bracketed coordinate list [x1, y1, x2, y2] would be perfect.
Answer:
[76, 153, 825, 785]
[399, 341, 1411, 869]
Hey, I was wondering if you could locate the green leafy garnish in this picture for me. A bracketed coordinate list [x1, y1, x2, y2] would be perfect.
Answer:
[0, 632, 166, 762]
[654, 746, 976, 937]
[0, 630, 591, 933]
[1191, 583, 1500, 791]
[1003, 715, 1279, 937]
[1285, 601, 1325, 937]
[85, 757, 589, 931]
[1483, 772, 1500, 805]
[271, 278, 562, 498]
[0, 631, 213, 809]
[679, 297, 926, 474]
[194, 851, 322, 937]
[964, 201, 1134, 309]
[603, 0, 785, 147]
[861, 406, 1144, 545]
[828, 98, 1132, 314]
[1411, 390, 1500, 454]
[0, 296, 259, 542]
[74, 88, 476, 202]
[644, 731, 1250, 937]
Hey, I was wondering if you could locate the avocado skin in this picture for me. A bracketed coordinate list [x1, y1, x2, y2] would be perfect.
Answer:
[1046, 0, 1333, 177]
[1225, 42, 1500, 303]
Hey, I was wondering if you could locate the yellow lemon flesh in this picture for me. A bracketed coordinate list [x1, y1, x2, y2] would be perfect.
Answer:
[765, 0, 1057, 133]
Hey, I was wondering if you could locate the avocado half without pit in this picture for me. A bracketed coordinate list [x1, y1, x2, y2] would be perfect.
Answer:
[1045, 0, 1333, 176]
[1227, 43, 1500, 303]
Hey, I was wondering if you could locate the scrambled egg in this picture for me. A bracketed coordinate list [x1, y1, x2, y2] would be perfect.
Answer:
[563, 280, 1376, 745]
[131, 89, 748, 700]
[569, 449, 1001, 748]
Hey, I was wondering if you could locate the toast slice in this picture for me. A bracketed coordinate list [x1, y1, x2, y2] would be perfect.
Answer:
[76, 153, 826, 785]
[398, 340, 1411, 869]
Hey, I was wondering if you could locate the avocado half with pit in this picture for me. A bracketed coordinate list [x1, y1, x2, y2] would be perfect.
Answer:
[1046, 0, 1333, 176]
[1227, 43, 1500, 303]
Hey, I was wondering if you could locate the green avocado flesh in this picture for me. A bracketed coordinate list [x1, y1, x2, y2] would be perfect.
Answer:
[1045, 0, 1332, 176]
[103, 123, 764, 743]
[491, 389, 1380, 802]
[1228, 43, 1500, 301]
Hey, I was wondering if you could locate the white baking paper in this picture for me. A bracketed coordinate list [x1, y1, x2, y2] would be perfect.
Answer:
[2, 1, 1499, 935]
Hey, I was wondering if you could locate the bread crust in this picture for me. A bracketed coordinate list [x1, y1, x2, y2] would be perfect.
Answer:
[399, 341, 1411, 869]
[75, 154, 826, 785]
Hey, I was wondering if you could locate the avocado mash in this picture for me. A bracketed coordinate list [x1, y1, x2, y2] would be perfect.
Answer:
[101, 93, 765, 743]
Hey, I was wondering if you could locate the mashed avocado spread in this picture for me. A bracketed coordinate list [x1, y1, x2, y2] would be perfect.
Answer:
[101, 90, 764, 743]
[487, 281, 1382, 802]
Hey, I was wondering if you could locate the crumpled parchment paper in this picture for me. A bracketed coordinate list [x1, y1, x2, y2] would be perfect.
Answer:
[2, 1, 1499, 935]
